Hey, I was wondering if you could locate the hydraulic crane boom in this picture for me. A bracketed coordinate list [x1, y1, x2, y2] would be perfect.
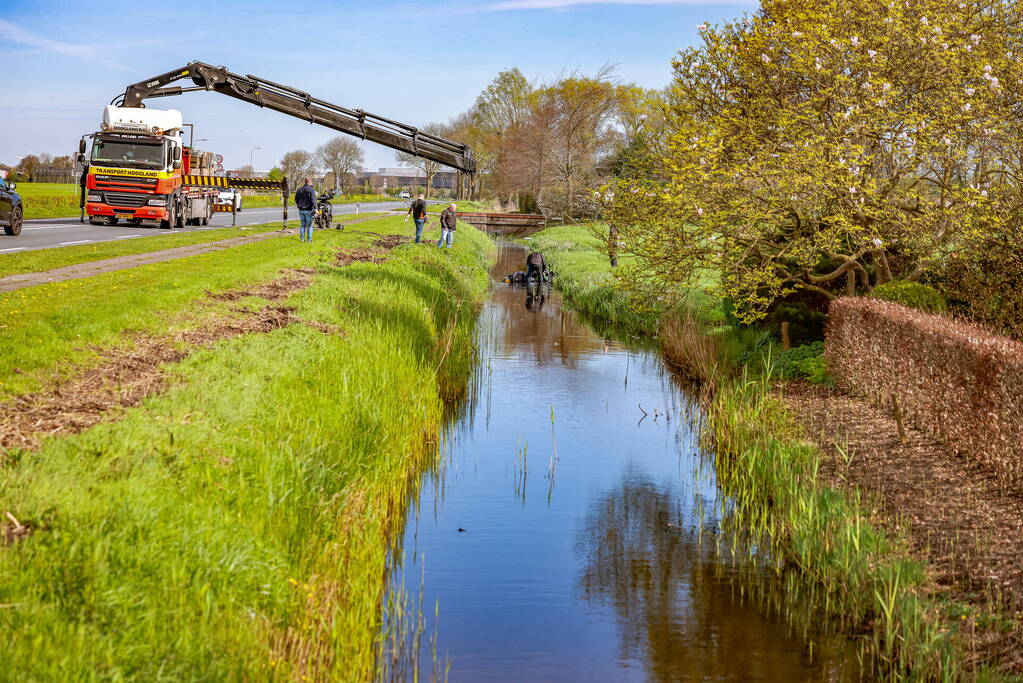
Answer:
[116, 61, 475, 174]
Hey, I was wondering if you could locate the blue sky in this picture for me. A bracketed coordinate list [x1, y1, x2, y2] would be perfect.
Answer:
[0, 0, 753, 172]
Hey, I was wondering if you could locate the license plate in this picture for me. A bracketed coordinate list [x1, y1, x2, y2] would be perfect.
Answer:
[116, 212, 134, 217]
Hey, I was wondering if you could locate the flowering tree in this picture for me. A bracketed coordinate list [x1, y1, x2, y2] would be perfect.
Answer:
[609, 0, 1023, 321]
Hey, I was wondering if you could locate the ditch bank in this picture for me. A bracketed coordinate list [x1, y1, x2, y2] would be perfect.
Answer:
[0, 217, 494, 679]
[532, 223, 1020, 680]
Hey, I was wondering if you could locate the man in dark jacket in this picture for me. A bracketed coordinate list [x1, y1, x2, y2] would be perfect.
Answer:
[526, 251, 546, 284]
[437, 203, 457, 249]
[295, 177, 316, 242]
[405, 193, 428, 243]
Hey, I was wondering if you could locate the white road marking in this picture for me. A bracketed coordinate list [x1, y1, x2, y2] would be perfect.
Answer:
[22, 225, 74, 231]
[0, 247, 26, 253]
[59, 240, 93, 246]
[115, 234, 143, 239]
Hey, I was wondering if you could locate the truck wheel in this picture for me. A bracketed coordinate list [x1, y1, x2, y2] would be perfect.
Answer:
[176, 201, 186, 229]
[106, 216, 119, 226]
[3, 206, 22, 236]
[160, 205, 175, 230]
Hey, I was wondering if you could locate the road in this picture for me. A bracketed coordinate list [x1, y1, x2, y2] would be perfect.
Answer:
[0, 200, 415, 253]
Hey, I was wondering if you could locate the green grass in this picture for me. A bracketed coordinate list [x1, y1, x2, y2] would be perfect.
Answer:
[14, 182, 81, 219]
[0, 214, 387, 280]
[242, 192, 400, 210]
[0, 214, 495, 679]
[0, 215, 457, 401]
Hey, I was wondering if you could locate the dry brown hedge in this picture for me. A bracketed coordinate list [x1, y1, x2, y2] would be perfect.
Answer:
[826, 297, 1023, 487]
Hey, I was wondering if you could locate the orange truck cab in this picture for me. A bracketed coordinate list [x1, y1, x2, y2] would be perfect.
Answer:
[85, 105, 217, 228]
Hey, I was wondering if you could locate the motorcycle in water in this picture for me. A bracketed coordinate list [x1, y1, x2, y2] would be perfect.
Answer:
[315, 190, 337, 230]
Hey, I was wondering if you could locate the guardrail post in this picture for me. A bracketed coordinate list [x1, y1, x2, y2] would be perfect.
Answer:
[282, 178, 289, 231]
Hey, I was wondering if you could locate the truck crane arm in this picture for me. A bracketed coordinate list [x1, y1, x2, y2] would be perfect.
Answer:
[116, 61, 475, 174]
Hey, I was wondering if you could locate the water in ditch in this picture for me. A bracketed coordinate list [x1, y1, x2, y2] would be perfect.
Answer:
[382, 243, 860, 681]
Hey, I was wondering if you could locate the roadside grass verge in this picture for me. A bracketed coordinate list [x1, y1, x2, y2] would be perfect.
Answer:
[531, 222, 1001, 680]
[0, 216, 437, 400]
[0, 215, 387, 280]
[0, 215, 493, 678]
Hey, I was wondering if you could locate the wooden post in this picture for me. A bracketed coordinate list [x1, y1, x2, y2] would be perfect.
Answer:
[281, 178, 289, 231]
[781, 322, 791, 350]
[892, 394, 906, 443]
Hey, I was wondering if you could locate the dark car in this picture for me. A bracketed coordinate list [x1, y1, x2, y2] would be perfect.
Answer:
[0, 174, 23, 236]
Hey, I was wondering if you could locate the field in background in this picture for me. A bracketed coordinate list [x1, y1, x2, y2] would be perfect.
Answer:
[14, 183, 405, 220]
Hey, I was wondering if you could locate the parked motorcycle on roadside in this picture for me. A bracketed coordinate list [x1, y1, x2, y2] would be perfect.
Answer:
[315, 190, 337, 230]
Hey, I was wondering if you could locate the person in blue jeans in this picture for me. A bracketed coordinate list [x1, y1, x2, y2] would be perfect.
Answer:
[295, 177, 316, 242]
[405, 193, 428, 243]
[437, 203, 457, 249]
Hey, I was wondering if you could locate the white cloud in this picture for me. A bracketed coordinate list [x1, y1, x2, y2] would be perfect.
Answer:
[0, 20, 97, 59]
[475, 0, 751, 10]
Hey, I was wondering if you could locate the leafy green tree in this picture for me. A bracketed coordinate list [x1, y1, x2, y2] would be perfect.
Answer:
[610, 0, 1023, 321]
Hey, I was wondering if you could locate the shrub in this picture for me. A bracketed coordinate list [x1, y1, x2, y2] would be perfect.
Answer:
[871, 280, 947, 314]
[827, 297, 1023, 487]
[773, 342, 832, 385]
[937, 224, 1023, 341]
[766, 303, 828, 345]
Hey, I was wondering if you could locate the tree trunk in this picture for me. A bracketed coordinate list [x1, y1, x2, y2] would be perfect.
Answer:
[875, 249, 893, 284]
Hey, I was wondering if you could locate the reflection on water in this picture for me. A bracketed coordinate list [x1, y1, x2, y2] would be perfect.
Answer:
[383, 244, 858, 681]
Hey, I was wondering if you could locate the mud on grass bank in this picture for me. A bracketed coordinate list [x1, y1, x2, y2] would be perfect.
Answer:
[0, 217, 494, 679]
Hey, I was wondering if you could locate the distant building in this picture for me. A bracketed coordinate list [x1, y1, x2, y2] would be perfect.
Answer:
[356, 167, 457, 191]
[226, 169, 269, 178]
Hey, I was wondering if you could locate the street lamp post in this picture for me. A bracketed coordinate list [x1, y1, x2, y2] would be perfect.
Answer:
[250, 146, 262, 170]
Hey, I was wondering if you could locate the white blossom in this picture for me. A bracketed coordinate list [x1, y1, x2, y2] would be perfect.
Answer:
[851, 36, 860, 46]
[696, 207, 704, 216]
[872, 237, 884, 247]
[920, 16, 929, 25]
[983, 64, 993, 73]
[760, 53, 771, 64]
[965, 87, 975, 95]
[868, 49, 878, 59]
[962, 103, 972, 112]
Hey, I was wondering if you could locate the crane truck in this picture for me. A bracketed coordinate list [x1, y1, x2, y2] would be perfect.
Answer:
[79, 61, 476, 230]
[82, 105, 219, 228]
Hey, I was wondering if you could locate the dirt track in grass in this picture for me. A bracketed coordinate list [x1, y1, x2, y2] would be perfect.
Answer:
[0, 221, 420, 458]
[0, 268, 322, 455]
[782, 381, 1023, 673]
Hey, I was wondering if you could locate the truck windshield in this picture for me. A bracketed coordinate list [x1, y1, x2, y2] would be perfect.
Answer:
[91, 140, 166, 169]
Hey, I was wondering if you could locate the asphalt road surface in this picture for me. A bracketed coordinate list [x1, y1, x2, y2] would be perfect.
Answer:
[0, 200, 415, 254]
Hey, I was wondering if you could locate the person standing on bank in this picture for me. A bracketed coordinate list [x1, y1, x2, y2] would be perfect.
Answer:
[405, 193, 428, 243]
[295, 177, 316, 243]
[438, 203, 457, 249]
